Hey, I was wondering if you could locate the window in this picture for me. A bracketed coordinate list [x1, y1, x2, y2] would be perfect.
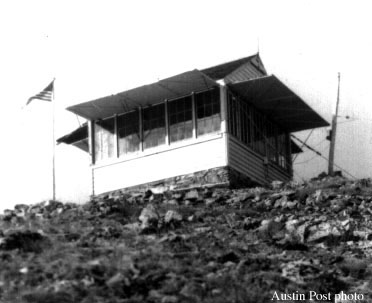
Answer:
[252, 111, 265, 155]
[227, 92, 251, 146]
[118, 110, 140, 156]
[278, 133, 289, 170]
[143, 103, 166, 150]
[168, 96, 193, 143]
[266, 120, 278, 163]
[227, 89, 291, 171]
[195, 89, 220, 136]
[240, 101, 251, 146]
[92, 87, 223, 163]
[94, 117, 115, 161]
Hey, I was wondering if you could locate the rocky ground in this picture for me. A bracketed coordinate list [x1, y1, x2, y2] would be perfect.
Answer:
[1, 176, 372, 302]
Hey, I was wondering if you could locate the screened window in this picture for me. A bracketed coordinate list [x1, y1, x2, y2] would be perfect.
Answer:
[168, 96, 193, 143]
[118, 110, 140, 156]
[240, 100, 251, 146]
[266, 120, 278, 163]
[278, 133, 289, 170]
[196, 88, 220, 136]
[227, 89, 291, 171]
[143, 104, 166, 150]
[94, 117, 115, 161]
[252, 111, 265, 155]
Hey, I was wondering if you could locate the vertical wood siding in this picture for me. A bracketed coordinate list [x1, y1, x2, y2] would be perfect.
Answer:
[93, 135, 227, 194]
[227, 135, 291, 185]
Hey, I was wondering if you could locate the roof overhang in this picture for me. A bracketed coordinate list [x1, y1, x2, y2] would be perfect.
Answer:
[67, 69, 218, 120]
[57, 123, 89, 152]
[228, 75, 329, 133]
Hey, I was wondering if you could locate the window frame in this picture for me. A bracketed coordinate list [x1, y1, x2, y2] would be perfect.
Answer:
[91, 87, 221, 165]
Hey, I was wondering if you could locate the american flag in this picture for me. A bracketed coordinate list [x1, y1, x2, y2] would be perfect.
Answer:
[27, 80, 54, 105]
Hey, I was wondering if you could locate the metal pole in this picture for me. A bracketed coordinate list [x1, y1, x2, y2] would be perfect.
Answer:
[328, 73, 341, 176]
[52, 78, 56, 200]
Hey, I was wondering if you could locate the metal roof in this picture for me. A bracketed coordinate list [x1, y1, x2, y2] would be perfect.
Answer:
[67, 69, 218, 121]
[228, 75, 329, 133]
[201, 53, 267, 81]
[57, 123, 87, 145]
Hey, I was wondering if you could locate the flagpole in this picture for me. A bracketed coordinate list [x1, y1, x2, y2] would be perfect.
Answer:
[52, 78, 56, 201]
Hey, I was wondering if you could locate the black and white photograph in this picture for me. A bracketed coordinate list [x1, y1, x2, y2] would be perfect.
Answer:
[0, 0, 371, 302]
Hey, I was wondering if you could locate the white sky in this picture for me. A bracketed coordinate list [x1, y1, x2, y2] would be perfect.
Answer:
[0, 0, 371, 211]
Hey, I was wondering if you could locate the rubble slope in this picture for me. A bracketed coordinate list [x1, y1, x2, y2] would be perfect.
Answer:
[1, 176, 372, 302]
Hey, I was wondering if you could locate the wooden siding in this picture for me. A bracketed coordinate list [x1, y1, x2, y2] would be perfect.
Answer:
[224, 61, 264, 83]
[227, 135, 292, 185]
[93, 135, 227, 194]
[268, 163, 292, 182]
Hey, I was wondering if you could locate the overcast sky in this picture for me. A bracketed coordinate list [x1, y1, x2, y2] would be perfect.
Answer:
[0, 0, 371, 211]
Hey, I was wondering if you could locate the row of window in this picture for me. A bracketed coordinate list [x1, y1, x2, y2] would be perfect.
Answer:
[227, 91, 291, 171]
[94, 88, 221, 162]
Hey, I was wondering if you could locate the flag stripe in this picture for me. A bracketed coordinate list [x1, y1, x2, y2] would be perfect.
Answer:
[27, 80, 54, 105]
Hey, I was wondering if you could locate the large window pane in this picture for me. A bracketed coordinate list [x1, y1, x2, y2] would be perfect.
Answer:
[278, 132, 289, 170]
[266, 120, 278, 163]
[168, 96, 192, 143]
[118, 110, 140, 156]
[196, 88, 220, 136]
[94, 117, 115, 161]
[252, 111, 265, 155]
[143, 103, 166, 150]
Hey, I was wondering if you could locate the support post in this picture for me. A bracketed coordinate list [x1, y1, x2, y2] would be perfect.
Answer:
[328, 73, 341, 176]
[139, 107, 143, 151]
[165, 100, 170, 145]
[88, 120, 95, 164]
[191, 92, 197, 139]
[52, 83, 56, 201]
[219, 83, 227, 134]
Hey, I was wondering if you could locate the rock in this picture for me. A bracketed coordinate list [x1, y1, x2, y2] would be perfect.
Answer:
[258, 220, 285, 241]
[184, 190, 199, 201]
[272, 180, 284, 190]
[44, 200, 64, 212]
[217, 251, 240, 263]
[285, 200, 298, 209]
[123, 222, 142, 233]
[164, 210, 183, 225]
[164, 199, 179, 206]
[3, 209, 15, 221]
[14, 204, 29, 213]
[106, 272, 125, 288]
[172, 192, 184, 200]
[307, 222, 345, 243]
[0, 230, 49, 253]
[139, 204, 159, 231]
[205, 198, 217, 206]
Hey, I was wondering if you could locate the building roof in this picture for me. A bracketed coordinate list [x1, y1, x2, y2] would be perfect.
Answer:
[64, 54, 329, 133]
[57, 123, 88, 152]
[228, 75, 329, 132]
[201, 53, 267, 80]
[67, 70, 217, 121]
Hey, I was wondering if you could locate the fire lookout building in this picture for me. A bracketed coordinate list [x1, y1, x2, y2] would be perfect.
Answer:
[58, 54, 328, 195]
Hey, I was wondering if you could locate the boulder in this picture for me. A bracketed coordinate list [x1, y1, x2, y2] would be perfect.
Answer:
[164, 210, 183, 225]
[139, 204, 159, 231]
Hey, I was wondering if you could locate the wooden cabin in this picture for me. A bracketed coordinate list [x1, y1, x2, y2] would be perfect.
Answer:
[58, 54, 328, 195]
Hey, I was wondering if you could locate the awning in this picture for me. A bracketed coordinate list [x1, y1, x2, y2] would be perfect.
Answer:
[67, 69, 218, 121]
[57, 123, 89, 152]
[228, 75, 329, 133]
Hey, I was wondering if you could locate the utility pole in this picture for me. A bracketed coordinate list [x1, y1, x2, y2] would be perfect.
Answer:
[328, 73, 341, 176]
